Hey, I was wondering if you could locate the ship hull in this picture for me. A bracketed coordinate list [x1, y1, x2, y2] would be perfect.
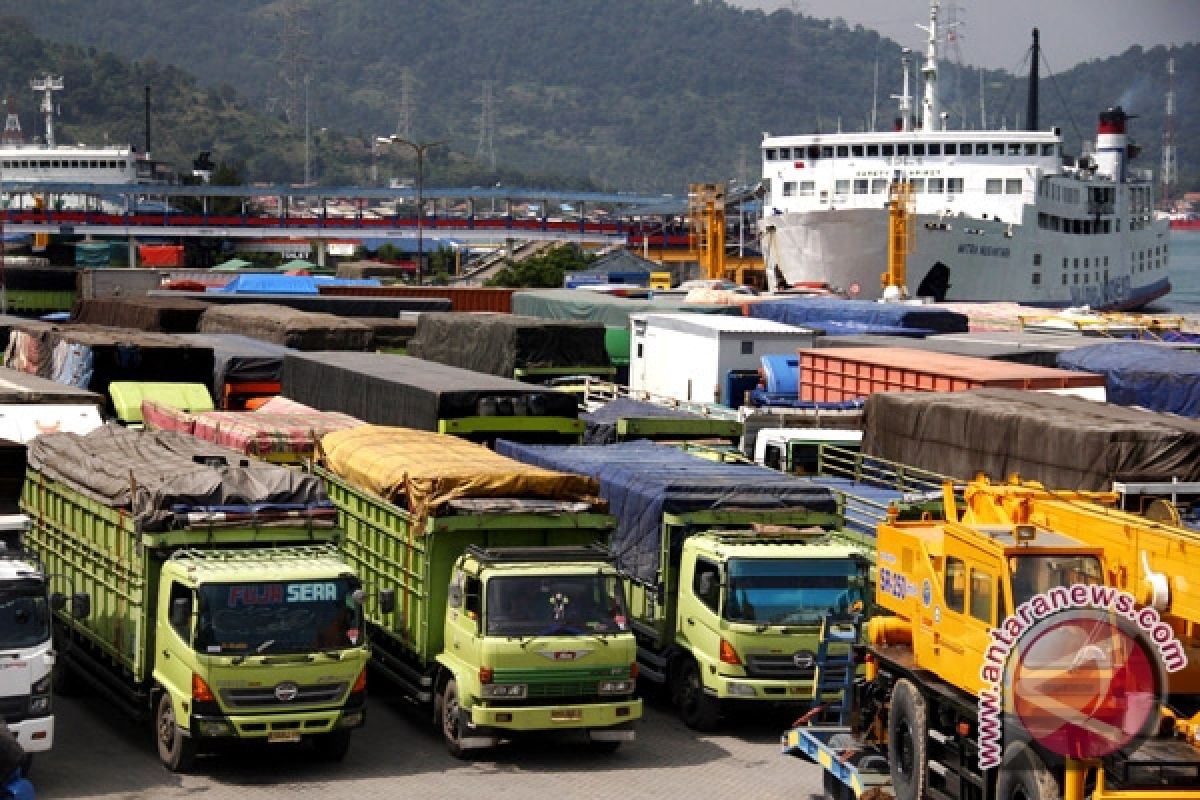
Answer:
[765, 208, 1171, 310]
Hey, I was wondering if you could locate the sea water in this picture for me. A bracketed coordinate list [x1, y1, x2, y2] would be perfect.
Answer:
[1160, 230, 1200, 313]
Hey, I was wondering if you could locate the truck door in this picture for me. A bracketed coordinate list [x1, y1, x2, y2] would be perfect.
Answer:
[155, 581, 198, 703]
[681, 557, 723, 670]
[937, 546, 1001, 690]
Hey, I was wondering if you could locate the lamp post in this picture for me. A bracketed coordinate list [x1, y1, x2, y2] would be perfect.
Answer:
[379, 135, 445, 284]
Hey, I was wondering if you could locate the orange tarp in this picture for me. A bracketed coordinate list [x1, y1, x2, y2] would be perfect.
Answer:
[320, 425, 601, 526]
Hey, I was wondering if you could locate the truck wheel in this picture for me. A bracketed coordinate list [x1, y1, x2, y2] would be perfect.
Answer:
[155, 693, 197, 773]
[438, 679, 468, 759]
[676, 660, 721, 732]
[886, 678, 927, 800]
[312, 729, 352, 762]
[995, 742, 1059, 800]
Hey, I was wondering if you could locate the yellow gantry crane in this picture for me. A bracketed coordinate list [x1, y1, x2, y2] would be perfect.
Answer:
[881, 176, 915, 299]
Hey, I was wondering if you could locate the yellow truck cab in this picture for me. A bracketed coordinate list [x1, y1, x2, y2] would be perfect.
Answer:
[434, 546, 640, 754]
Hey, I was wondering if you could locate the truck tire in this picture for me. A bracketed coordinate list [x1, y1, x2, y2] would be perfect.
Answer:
[995, 742, 1059, 800]
[437, 679, 468, 759]
[676, 659, 721, 732]
[886, 678, 927, 800]
[312, 729, 352, 762]
[155, 693, 197, 773]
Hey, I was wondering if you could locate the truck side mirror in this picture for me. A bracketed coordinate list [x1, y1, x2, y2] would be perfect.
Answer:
[446, 584, 463, 609]
[50, 592, 66, 612]
[379, 589, 396, 614]
[72, 592, 91, 620]
[698, 573, 717, 598]
[169, 597, 189, 628]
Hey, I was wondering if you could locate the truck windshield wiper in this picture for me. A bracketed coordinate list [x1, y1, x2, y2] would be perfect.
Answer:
[256, 639, 276, 654]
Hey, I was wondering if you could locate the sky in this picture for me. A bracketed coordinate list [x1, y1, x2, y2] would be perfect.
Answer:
[731, 0, 1200, 71]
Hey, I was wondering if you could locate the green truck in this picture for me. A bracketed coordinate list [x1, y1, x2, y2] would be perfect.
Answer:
[22, 426, 372, 771]
[317, 425, 643, 755]
[495, 439, 872, 730]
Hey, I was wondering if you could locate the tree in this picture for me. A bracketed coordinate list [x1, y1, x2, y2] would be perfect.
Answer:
[485, 245, 595, 288]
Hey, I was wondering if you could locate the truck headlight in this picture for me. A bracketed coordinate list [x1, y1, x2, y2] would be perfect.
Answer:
[196, 719, 233, 737]
[597, 680, 635, 695]
[482, 684, 527, 699]
[29, 696, 50, 714]
[726, 682, 757, 697]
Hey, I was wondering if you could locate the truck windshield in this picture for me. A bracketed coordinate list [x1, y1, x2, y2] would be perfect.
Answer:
[725, 558, 867, 625]
[195, 579, 362, 656]
[1008, 554, 1104, 610]
[0, 588, 49, 649]
[485, 574, 628, 637]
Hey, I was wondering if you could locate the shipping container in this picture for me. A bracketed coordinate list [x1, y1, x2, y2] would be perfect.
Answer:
[799, 346, 1106, 402]
[319, 285, 514, 313]
[629, 313, 818, 406]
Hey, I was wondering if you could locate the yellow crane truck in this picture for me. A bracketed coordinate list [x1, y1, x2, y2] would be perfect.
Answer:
[783, 479, 1200, 800]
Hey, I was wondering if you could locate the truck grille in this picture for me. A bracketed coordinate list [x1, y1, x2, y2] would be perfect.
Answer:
[743, 654, 815, 681]
[219, 682, 347, 709]
[0, 695, 30, 722]
[527, 682, 599, 701]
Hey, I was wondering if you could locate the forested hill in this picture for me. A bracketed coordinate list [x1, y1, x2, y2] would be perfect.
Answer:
[2, 0, 1196, 193]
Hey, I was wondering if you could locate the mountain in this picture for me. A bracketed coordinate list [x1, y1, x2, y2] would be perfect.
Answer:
[2, 1, 1196, 193]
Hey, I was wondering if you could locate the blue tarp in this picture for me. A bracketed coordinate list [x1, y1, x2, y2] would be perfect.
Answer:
[494, 440, 838, 583]
[747, 297, 967, 334]
[1056, 342, 1200, 417]
[749, 390, 865, 410]
[213, 275, 380, 295]
[760, 354, 798, 395]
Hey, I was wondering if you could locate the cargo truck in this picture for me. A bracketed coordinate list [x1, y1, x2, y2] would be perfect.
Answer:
[316, 425, 642, 756]
[22, 426, 372, 772]
[495, 439, 872, 730]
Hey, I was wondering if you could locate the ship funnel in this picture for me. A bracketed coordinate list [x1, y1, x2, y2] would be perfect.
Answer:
[1094, 106, 1134, 182]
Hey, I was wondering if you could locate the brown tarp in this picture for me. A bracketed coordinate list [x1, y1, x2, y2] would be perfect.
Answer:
[198, 304, 375, 350]
[862, 388, 1200, 490]
[320, 425, 602, 529]
[71, 296, 212, 333]
[26, 425, 330, 530]
[407, 312, 608, 377]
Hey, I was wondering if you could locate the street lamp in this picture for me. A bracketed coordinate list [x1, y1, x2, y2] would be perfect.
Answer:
[378, 135, 445, 284]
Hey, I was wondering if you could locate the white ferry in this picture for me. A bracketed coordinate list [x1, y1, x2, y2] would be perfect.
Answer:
[0, 74, 160, 210]
[758, 1, 1170, 310]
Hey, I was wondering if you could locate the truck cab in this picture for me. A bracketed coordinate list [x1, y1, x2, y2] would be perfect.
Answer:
[0, 516, 55, 760]
[434, 546, 641, 755]
[631, 523, 871, 730]
[753, 428, 863, 475]
[149, 548, 371, 770]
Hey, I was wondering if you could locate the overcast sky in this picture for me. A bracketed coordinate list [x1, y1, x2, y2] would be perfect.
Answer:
[731, 0, 1199, 70]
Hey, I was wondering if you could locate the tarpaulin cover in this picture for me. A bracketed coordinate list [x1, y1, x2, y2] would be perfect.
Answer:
[1, 322, 214, 409]
[862, 388, 1200, 490]
[355, 317, 417, 351]
[144, 402, 361, 459]
[581, 398, 706, 445]
[282, 352, 580, 430]
[747, 297, 968, 333]
[198, 304, 374, 350]
[1056, 342, 1200, 417]
[2, 267, 78, 291]
[214, 274, 379, 295]
[149, 289, 451, 318]
[407, 312, 608, 377]
[26, 426, 331, 530]
[71, 297, 211, 333]
[321, 425, 601, 531]
[495, 440, 838, 583]
[177, 333, 291, 395]
[0, 367, 103, 406]
[814, 333, 1075, 368]
[141, 400, 196, 434]
[511, 289, 742, 329]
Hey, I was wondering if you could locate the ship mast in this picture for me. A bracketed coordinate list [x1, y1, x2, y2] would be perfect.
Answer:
[29, 73, 63, 149]
[917, 0, 942, 131]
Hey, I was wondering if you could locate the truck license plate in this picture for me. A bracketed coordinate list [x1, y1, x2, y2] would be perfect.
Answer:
[267, 731, 302, 743]
[550, 709, 583, 722]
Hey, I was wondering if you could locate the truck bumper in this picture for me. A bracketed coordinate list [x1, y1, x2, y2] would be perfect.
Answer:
[713, 676, 814, 702]
[467, 698, 642, 735]
[8, 715, 53, 753]
[191, 707, 366, 741]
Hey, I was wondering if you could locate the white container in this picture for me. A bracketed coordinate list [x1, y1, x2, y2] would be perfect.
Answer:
[629, 313, 817, 405]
